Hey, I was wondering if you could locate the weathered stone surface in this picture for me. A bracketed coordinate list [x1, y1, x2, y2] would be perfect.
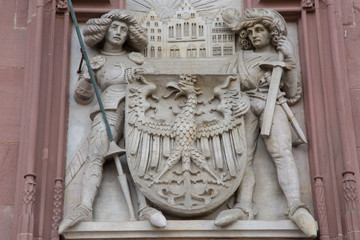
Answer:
[63, 3, 315, 239]
[0, 144, 19, 204]
[62, 220, 307, 239]
[0, 205, 14, 240]
[0, 69, 24, 143]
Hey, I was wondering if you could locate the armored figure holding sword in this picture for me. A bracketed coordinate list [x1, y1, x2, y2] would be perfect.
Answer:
[215, 8, 317, 237]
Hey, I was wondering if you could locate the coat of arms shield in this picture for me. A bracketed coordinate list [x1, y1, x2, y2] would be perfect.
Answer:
[125, 74, 247, 216]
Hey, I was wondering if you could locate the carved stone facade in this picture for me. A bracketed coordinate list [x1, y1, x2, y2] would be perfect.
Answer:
[1, 0, 360, 240]
[140, 1, 235, 58]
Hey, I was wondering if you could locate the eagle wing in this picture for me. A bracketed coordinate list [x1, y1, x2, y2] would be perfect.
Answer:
[126, 75, 175, 177]
[196, 75, 247, 177]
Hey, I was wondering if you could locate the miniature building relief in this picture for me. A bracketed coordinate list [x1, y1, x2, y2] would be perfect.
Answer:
[137, 2, 235, 59]
[62, 1, 317, 239]
[126, 0, 241, 75]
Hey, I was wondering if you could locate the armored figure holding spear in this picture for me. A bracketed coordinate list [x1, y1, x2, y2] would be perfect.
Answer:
[59, 9, 166, 234]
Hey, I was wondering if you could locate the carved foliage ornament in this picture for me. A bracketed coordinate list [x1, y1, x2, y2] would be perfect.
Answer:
[126, 74, 247, 216]
[302, 0, 315, 10]
[56, 0, 68, 12]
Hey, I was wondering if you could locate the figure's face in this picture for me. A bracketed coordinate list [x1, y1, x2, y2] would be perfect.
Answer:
[105, 20, 128, 47]
[247, 23, 271, 50]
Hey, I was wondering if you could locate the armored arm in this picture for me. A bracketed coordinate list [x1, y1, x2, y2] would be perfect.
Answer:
[74, 55, 105, 105]
[74, 71, 94, 105]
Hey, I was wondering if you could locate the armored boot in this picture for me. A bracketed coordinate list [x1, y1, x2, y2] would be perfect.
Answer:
[138, 206, 167, 228]
[287, 202, 317, 238]
[58, 203, 92, 234]
[214, 202, 256, 227]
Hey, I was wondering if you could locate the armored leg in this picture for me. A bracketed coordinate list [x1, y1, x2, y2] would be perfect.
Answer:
[59, 103, 125, 234]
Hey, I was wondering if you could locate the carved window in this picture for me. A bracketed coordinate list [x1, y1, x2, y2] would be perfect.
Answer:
[191, 23, 196, 37]
[155, 22, 159, 27]
[187, 45, 197, 58]
[170, 46, 180, 58]
[177, 14, 181, 19]
[199, 45, 206, 57]
[184, 22, 189, 36]
[150, 36, 155, 41]
[147, 21, 150, 26]
[223, 45, 233, 56]
[157, 36, 161, 42]
[191, 13, 195, 18]
[218, 35, 222, 42]
[223, 34, 227, 42]
[158, 29, 161, 33]
[229, 34, 233, 42]
[143, 47, 148, 57]
[169, 26, 174, 38]
[199, 25, 204, 36]
[151, 28, 154, 33]
[176, 24, 182, 38]
[145, 29, 148, 33]
[213, 46, 222, 56]
[150, 46, 155, 58]
[158, 47, 162, 58]
[212, 35, 216, 42]
[151, 16, 155, 20]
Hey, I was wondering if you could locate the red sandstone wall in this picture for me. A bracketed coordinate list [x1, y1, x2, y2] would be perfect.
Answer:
[343, 0, 360, 164]
[0, 0, 359, 240]
[0, 1, 27, 239]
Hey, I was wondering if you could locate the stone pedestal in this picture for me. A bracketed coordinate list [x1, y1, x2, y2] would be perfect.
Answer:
[63, 220, 308, 239]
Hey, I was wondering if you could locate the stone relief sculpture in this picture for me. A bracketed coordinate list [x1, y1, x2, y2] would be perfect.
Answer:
[59, 10, 167, 234]
[61, 6, 317, 239]
[214, 8, 317, 237]
[126, 73, 248, 216]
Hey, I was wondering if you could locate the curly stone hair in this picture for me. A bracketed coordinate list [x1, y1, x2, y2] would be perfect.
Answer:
[83, 9, 148, 52]
[222, 8, 287, 50]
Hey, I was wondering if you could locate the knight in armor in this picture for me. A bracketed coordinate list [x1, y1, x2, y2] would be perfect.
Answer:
[59, 10, 166, 234]
[215, 8, 317, 237]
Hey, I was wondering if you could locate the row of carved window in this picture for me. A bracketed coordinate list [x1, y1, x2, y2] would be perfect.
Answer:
[150, 36, 162, 42]
[213, 45, 233, 56]
[144, 44, 233, 58]
[145, 29, 162, 34]
[212, 34, 234, 42]
[177, 13, 196, 19]
[144, 46, 162, 58]
[214, 22, 226, 27]
[212, 28, 232, 33]
[168, 24, 204, 38]
[146, 21, 160, 27]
